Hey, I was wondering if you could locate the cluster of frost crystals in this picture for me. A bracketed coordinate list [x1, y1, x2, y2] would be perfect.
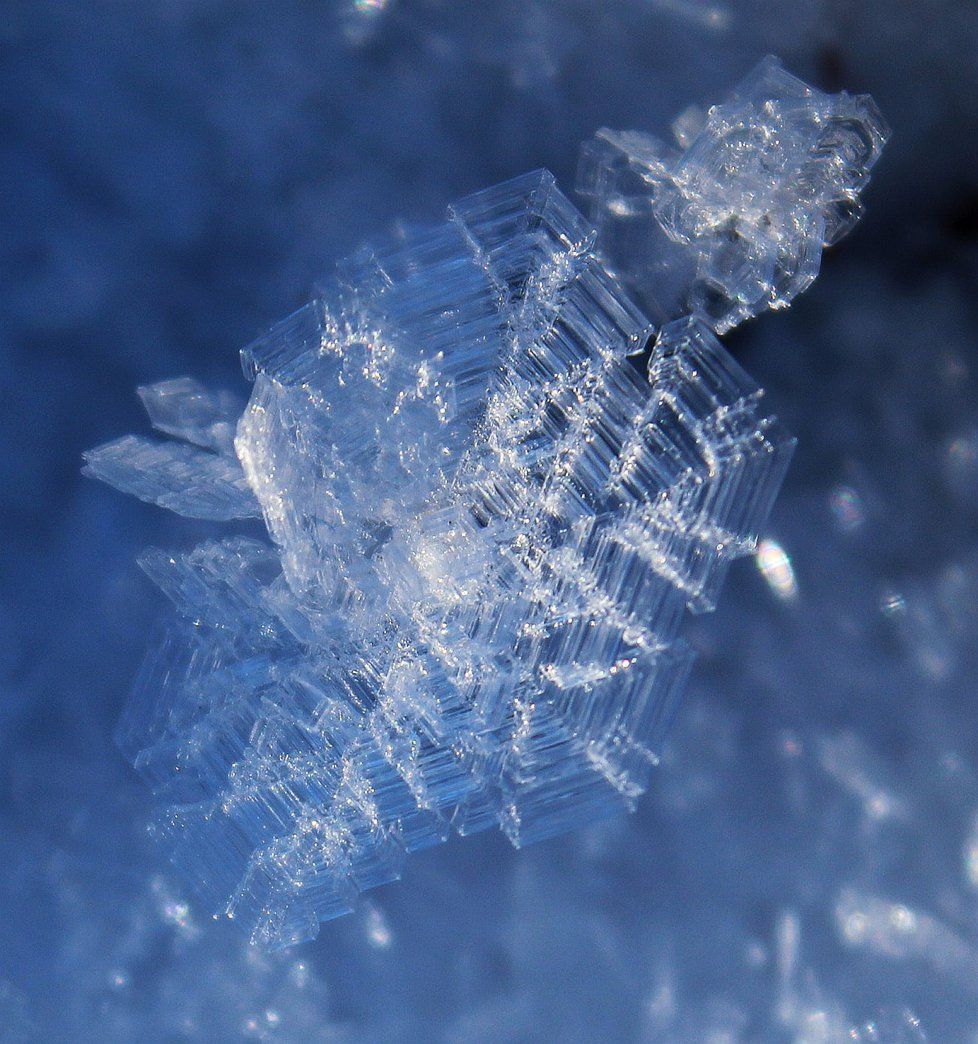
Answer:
[86, 170, 793, 949]
[578, 56, 890, 332]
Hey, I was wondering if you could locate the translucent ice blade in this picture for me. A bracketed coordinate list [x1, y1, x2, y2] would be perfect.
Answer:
[83, 435, 260, 520]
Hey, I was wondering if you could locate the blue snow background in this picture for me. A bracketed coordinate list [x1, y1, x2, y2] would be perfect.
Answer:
[3, 2, 978, 1040]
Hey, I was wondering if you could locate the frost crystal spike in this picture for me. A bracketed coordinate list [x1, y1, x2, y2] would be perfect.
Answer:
[85, 59, 884, 950]
[578, 56, 890, 331]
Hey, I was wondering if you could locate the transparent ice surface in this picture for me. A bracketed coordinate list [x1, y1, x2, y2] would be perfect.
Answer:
[137, 377, 244, 457]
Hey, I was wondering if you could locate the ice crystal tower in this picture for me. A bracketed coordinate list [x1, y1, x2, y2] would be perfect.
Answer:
[85, 59, 886, 948]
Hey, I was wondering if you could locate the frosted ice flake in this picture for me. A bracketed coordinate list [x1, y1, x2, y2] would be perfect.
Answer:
[88, 164, 798, 948]
[578, 55, 889, 332]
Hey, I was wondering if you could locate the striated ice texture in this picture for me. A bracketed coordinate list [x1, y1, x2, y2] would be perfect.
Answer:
[577, 56, 890, 332]
[87, 167, 795, 948]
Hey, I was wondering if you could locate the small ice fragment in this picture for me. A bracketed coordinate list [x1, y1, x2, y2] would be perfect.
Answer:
[138, 377, 244, 456]
[756, 538, 798, 602]
[578, 56, 889, 331]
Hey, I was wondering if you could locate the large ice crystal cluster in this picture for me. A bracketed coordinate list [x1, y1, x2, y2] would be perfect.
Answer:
[85, 170, 793, 947]
[83, 56, 888, 949]
[578, 56, 889, 331]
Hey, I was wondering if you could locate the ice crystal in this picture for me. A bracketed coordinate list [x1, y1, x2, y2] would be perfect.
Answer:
[82, 57, 887, 950]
